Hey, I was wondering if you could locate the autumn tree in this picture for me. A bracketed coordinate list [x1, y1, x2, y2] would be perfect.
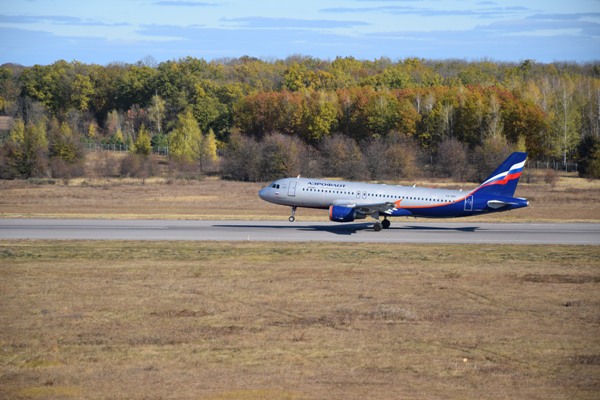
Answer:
[133, 123, 152, 156]
[199, 128, 218, 172]
[319, 134, 367, 180]
[365, 90, 400, 138]
[258, 133, 302, 181]
[221, 131, 262, 181]
[374, 131, 419, 180]
[435, 136, 468, 181]
[552, 77, 580, 164]
[471, 134, 513, 182]
[0, 118, 48, 179]
[115, 65, 157, 111]
[168, 109, 203, 165]
[147, 94, 166, 134]
[453, 89, 487, 147]
[301, 91, 337, 142]
[47, 119, 85, 181]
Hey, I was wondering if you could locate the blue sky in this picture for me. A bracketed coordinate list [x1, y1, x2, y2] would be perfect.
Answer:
[1, 0, 599, 66]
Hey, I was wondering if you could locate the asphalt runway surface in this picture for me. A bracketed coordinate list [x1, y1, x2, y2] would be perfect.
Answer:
[1, 218, 599, 244]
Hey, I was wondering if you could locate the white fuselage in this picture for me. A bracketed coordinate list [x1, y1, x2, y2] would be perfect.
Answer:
[260, 178, 464, 209]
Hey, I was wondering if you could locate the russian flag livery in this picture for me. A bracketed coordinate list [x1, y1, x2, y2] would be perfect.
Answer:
[473, 152, 527, 197]
[259, 152, 529, 231]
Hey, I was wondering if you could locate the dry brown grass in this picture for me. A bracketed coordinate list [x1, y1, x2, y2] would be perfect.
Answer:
[1, 241, 599, 399]
[1, 168, 599, 222]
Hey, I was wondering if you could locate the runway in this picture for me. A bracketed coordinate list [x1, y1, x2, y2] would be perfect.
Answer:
[1, 218, 599, 244]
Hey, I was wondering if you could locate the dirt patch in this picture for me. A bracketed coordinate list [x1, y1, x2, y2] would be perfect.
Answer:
[522, 273, 600, 284]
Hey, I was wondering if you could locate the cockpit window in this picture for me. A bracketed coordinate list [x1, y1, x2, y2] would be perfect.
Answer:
[271, 184, 280, 189]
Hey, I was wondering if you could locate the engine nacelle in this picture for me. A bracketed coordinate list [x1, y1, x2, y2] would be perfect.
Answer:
[329, 205, 356, 222]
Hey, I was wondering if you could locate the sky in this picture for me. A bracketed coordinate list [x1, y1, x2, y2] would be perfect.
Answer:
[1, 0, 599, 66]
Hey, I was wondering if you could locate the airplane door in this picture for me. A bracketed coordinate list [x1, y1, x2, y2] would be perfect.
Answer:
[288, 180, 297, 197]
[464, 195, 473, 212]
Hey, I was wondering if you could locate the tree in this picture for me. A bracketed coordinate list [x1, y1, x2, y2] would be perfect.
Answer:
[379, 132, 419, 180]
[320, 134, 367, 180]
[586, 145, 600, 179]
[0, 118, 48, 178]
[302, 91, 337, 142]
[578, 135, 600, 178]
[553, 77, 580, 164]
[168, 109, 202, 164]
[362, 138, 388, 180]
[436, 136, 468, 181]
[283, 63, 309, 92]
[336, 86, 373, 141]
[471, 134, 513, 182]
[48, 119, 85, 181]
[453, 89, 487, 147]
[147, 94, 166, 134]
[259, 133, 302, 181]
[115, 65, 157, 111]
[393, 95, 421, 137]
[221, 131, 261, 181]
[71, 74, 94, 112]
[501, 95, 548, 159]
[365, 91, 399, 138]
[133, 123, 152, 156]
[199, 128, 218, 172]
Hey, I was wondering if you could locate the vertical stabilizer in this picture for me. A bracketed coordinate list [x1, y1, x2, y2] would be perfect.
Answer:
[474, 152, 527, 197]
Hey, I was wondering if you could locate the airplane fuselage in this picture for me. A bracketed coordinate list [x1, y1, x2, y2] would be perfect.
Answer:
[259, 177, 528, 219]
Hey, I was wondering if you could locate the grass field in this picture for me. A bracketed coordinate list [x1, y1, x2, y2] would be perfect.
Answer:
[0, 241, 599, 399]
[1, 161, 599, 398]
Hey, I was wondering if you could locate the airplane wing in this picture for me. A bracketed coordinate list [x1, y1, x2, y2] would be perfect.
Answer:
[331, 199, 401, 217]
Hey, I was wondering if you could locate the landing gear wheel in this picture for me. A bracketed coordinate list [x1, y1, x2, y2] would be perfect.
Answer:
[373, 221, 383, 232]
[289, 206, 297, 223]
[382, 218, 391, 229]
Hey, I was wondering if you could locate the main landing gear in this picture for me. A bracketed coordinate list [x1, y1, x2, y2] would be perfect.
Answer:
[373, 217, 391, 232]
[289, 206, 297, 222]
[382, 218, 391, 229]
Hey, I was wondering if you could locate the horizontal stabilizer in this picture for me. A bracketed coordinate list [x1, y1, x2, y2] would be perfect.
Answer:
[487, 200, 514, 209]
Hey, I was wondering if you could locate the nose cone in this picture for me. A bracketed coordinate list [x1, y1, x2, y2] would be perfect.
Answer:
[258, 187, 268, 201]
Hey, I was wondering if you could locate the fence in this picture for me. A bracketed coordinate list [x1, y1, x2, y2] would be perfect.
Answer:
[529, 160, 578, 173]
[85, 143, 169, 156]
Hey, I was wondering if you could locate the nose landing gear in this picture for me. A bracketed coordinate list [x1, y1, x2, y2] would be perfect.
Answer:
[289, 206, 297, 222]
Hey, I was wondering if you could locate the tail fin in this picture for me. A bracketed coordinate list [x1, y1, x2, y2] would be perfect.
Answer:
[474, 152, 527, 197]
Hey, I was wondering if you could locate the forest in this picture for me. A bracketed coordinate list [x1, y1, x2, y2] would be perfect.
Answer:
[1, 55, 599, 182]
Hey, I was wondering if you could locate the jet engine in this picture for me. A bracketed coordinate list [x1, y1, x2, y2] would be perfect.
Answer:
[329, 205, 357, 222]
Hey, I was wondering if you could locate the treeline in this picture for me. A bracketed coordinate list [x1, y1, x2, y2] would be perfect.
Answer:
[1, 56, 600, 181]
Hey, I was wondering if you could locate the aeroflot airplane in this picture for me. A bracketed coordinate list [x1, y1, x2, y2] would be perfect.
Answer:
[258, 152, 529, 231]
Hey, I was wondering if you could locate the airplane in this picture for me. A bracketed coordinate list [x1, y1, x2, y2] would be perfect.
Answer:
[258, 152, 529, 231]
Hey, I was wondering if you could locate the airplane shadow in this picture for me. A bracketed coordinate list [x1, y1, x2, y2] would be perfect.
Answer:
[212, 223, 480, 235]
[396, 225, 480, 233]
[212, 223, 372, 235]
